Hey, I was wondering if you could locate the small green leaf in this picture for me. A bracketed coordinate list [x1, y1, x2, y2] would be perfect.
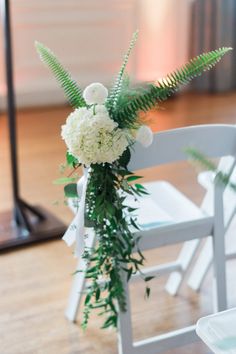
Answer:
[101, 315, 117, 329]
[127, 175, 143, 182]
[53, 177, 77, 185]
[127, 207, 137, 213]
[85, 293, 92, 305]
[130, 218, 140, 230]
[145, 276, 155, 282]
[145, 286, 151, 298]
[118, 148, 131, 167]
[135, 183, 146, 190]
[127, 267, 133, 281]
[66, 152, 79, 167]
[86, 266, 98, 274]
[64, 183, 78, 198]
[95, 288, 101, 301]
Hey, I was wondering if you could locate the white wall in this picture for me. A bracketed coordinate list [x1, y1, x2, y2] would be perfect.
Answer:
[136, 0, 191, 81]
[0, 0, 191, 108]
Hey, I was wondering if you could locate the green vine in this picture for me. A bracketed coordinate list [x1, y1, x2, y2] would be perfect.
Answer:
[81, 150, 151, 329]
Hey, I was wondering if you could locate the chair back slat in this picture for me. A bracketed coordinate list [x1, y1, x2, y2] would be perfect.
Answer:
[129, 124, 236, 171]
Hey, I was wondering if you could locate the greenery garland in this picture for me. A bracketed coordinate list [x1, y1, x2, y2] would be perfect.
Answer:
[36, 32, 231, 329]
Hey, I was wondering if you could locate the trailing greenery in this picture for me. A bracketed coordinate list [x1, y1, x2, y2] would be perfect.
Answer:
[35, 42, 86, 108]
[186, 148, 236, 192]
[81, 152, 152, 329]
[36, 31, 232, 330]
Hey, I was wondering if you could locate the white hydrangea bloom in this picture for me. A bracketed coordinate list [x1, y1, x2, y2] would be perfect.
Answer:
[83, 83, 108, 105]
[61, 106, 129, 166]
[136, 125, 153, 147]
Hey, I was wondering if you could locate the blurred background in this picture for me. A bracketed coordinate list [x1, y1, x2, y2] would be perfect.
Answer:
[1, 0, 236, 219]
[1, 0, 235, 109]
[1, 1, 236, 353]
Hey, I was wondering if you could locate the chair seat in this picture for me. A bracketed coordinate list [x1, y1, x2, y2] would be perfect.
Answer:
[126, 181, 207, 230]
[196, 308, 236, 353]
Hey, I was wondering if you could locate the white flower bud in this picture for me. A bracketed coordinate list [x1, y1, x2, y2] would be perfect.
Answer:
[136, 125, 153, 147]
[83, 82, 108, 105]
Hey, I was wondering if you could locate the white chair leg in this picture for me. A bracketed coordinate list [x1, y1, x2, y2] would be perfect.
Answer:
[65, 229, 96, 322]
[212, 232, 227, 312]
[118, 269, 198, 354]
[188, 216, 236, 292]
[118, 271, 134, 354]
[165, 239, 201, 295]
[212, 184, 227, 313]
[187, 237, 213, 291]
[166, 183, 215, 296]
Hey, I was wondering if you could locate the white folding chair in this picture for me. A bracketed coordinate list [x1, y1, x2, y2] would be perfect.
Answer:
[166, 155, 236, 296]
[65, 124, 236, 354]
[187, 156, 236, 292]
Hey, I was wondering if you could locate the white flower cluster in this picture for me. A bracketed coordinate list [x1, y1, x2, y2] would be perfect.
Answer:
[61, 83, 129, 165]
[61, 83, 154, 166]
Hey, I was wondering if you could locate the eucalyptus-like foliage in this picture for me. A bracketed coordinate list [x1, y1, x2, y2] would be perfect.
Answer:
[113, 47, 232, 126]
[35, 41, 86, 108]
[82, 151, 151, 329]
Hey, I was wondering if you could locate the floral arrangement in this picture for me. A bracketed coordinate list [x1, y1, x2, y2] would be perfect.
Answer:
[36, 31, 231, 329]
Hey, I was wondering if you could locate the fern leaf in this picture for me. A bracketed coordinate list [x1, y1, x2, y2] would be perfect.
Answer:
[186, 147, 236, 192]
[107, 30, 138, 112]
[35, 41, 86, 108]
[115, 47, 232, 125]
[185, 147, 217, 171]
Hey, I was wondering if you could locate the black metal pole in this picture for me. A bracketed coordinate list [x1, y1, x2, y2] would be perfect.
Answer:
[0, 0, 66, 250]
[2, 0, 19, 204]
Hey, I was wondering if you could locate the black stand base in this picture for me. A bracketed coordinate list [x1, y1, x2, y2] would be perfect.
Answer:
[0, 205, 66, 251]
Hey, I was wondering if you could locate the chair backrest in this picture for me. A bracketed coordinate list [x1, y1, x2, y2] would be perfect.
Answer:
[129, 124, 236, 171]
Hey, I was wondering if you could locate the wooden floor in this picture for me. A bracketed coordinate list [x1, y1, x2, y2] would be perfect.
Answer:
[1, 92, 236, 354]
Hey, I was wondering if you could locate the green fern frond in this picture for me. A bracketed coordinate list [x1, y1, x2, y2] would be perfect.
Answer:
[185, 147, 217, 171]
[186, 147, 236, 192]
[35, 41, 86, 108]
[114, 47, 232, 126]
[107, 30, 138, 112]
